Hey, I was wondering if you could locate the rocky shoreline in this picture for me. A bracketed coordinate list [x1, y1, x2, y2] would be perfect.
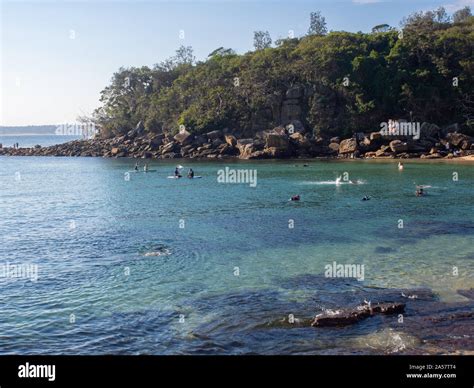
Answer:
[1, 122, 473, 160]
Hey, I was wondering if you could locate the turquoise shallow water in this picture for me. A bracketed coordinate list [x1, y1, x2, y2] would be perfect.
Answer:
[0, 156, 473, 354]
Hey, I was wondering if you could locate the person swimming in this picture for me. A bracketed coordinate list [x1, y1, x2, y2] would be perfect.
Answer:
[398, 162, 404, 170]
[291, 195, 300, 201]
[362, 195, 371, 201]
[187, 168, 194, 178]
[415, 187, 424, 197]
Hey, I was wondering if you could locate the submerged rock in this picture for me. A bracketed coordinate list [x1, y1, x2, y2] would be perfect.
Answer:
[311, 302, 405, 327]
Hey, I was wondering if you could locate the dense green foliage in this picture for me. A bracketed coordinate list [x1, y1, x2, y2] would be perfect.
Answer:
[92, 8, 474, 138]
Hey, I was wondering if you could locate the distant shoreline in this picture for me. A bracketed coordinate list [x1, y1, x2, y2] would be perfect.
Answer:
[0, 133, 58, 136]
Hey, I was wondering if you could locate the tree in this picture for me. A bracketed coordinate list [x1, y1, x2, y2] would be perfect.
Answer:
[174, 45, 195, 65]
[453, 6, 472, 23]
[208, 47, 236, 57]
[92, 7, 474, 139]
[371, 24, 391, 33]
[253, 31, 272, 50]
[308, 11, 327, 35]
[434, 6, 450, 23]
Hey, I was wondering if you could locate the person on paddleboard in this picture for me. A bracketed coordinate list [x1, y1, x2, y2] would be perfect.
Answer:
[134, 162, 139, 171]
[188, 168, 194, 179]
[174, 167, 181, 178]
[144, 163, 148, 172]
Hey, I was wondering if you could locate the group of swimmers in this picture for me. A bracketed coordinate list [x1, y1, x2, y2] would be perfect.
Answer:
[290, 162, 426, 201]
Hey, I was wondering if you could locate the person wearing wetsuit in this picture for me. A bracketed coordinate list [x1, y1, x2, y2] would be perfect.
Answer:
[174, 167, 180, 178]
[188, 168, 194, 178]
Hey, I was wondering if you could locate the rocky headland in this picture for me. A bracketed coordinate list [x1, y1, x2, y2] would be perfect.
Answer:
[1, 121, 473, 161]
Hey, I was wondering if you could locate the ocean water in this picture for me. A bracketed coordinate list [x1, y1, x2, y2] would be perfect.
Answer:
[0, 135, 81, 148]
[0, 157, 473, 354]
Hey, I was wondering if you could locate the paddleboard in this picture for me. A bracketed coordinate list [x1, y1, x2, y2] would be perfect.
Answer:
[128, 170, 157, 173]
[167, 175, 182, 179]
[188, 176, 202, 179]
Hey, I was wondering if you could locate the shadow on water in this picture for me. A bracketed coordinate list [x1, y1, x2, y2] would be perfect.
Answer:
[376, 219, 474, 245]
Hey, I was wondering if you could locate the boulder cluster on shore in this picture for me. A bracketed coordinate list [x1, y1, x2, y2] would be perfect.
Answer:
[1, 121, 473, 160]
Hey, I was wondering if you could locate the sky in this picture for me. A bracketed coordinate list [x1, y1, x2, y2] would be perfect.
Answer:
[0, 0, 472, 126]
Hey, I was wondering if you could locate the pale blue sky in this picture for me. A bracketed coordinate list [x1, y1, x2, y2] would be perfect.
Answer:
[1, 0, 471, 125]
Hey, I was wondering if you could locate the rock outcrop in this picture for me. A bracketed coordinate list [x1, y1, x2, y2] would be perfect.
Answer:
[311, 302, 405, 327]
[1, 122, 472, 161]
[338, 138, 358, 155]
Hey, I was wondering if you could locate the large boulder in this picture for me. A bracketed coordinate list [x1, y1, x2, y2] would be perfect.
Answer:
[224, 135, 237, 147]
[375, 146, 391, 157]
[338, 138, 358, 154]
[442, 123, 459, 136]
[445, 132, 471, 149]
[389, 140, 409, 153]
[236, 139, 255, 159]
[150, 134, 164, 147]
[285, 120, 306, 134]
[264, 147, 289, 158]
[271, 126, 287, 136]
[193, 134, 207, 145]
[289, 133, 311, 149]
[369, 132, 382, 141]
[239, 143, 256, 159]
[248, 150, 266, 159]
[407, 139, 432, 153]
[328, 142, 340, 153]
[420, 122, 440, 139]
[265, 133, 289, 149]
[206, 130, 223, 140]
[173, 129, 193, 145]
[161, 141, 178, 154]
